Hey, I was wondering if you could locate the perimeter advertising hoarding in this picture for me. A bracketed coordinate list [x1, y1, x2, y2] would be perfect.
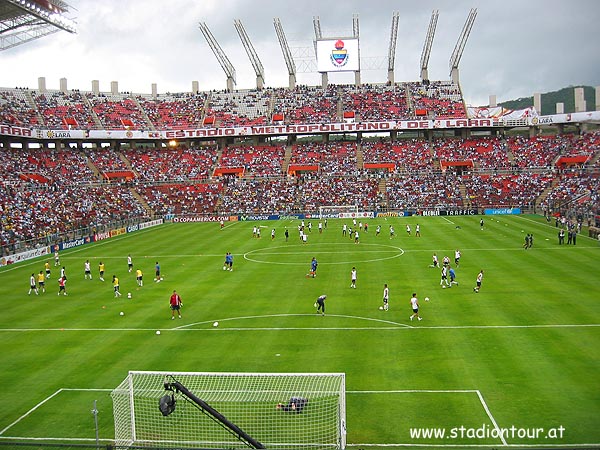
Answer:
[316, 38, 360, 72]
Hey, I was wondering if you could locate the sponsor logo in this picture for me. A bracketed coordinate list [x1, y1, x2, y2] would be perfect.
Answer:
[95, 231, 110, 241]
[172, 216, 228, 223]
[127, 224, 139, 233]
[61, 238, 86, 250]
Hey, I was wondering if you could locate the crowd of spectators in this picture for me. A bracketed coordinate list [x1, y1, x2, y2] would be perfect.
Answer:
[217, 144, 286, 177]
[342, 84, 410, 122]
[136, 92, 208, 129]
[218, 178, 297, 214]
[33, 90, 97, 130]
[432, 136, 511, 170]
[385, 172, 463, 210]
[86, 94, 150, 130]
[463, 172, 553, 208]
[290, 142, 359, 175]
[407, 81, 466, 119]
[138, 182, 222, 216]
[0, 89, 40, 127]
[124, 145, 218, 181]
[272, 85, 339, 124]
[361, 139, 434, 172]
[205, 90, 271, 128]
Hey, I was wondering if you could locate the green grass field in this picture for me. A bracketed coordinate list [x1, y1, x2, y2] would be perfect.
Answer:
[0, 214, 598, 449]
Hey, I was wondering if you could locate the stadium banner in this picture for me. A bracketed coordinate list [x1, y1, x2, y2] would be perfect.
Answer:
[0, 125, 33, 138]
[95, 231, 111, 241]
[238, 214, 277, 221]
[530, 110, 600, 126]
[138, 219, 164, 230]
[172, 216, 232, 223]
[110, 227, 127, 237]
[484, 207, 521, 215]
[60, 236, 94, 251]
[339, 212, 375, 219]
[0, 245, 50, 266]
[279, 214, 305, 220]
[375, 211, 400, 218]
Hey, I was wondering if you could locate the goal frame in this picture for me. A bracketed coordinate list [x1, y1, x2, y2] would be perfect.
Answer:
[112, 370, 347, 449]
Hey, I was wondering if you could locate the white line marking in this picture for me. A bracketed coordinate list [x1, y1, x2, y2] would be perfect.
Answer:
[476, 389, 507, 446]
[0, 389, 63, 435]
[441, 217, 455, 224]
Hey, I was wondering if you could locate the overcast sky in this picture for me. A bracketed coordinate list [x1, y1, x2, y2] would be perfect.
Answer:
[1, 0, 599, 106]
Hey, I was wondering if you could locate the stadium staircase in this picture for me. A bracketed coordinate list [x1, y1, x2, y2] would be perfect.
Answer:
[282, 144, 292, 174]
[459, 181, 470, 207]
[23, 90, 45, 125]
[586, 149, 600, 166]
[85, 156, 104, 181]
[377, 178, 387, 210]
[128, 187, 154, 217]
[131, 97, 156, 131]
[535, 178, 560, 211]
[503, 138, 516, 165]
[81, 94, 103, 129]
[356, 144, 364, 169]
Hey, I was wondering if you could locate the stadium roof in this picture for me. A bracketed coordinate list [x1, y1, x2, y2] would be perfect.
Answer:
[0, 0, 76, 51]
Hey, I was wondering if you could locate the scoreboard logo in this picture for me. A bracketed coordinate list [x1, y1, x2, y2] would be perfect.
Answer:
[330, 40, 349, 68]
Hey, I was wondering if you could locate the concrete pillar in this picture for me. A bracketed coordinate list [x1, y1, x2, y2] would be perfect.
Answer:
[91, 80, 100, 95]
[288, 74, 296, 90]
[450, 67, 460, 84]
[574, 87, 585, 112]
[533, 93, 541, 114]
[595, 86, 600, 111]
[38, 77, 46, 92]
[321, 73, 328, 89]
[256, 75, 264, 90]
[389, 69, 396, 85]
[111, 81, 119, 95]
[354, 71, 361, 86]
[151, 83, 158, 99]
[191, 81, 199, 95]
[226, 77, 234, 92]
[556, 102, 564, 114]
[59, 77, 67, 93]
[489, 95, 497, 108]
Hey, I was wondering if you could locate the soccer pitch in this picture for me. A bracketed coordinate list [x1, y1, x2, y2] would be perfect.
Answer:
[0, 215, 598, 448]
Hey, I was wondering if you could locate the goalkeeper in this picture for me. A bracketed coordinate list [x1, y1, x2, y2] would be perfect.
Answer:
[276, 397, 308, 413]
[315, 294, 326, 316]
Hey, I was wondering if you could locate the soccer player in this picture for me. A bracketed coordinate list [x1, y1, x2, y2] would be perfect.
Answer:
[389, 225, 395, 239]
[170, 290, 183, 319]
[315, 294, 326, 316]
[480, 218, 484, 230]
[60, 266, 67, 281]
[136, 268, 143, 286]
[318, 221, 323, 234]
[382, 284, 389, 311]
[376, 225, 381, 236]
[37, 271, 46, 293]
[285, 228, 289, 241]
[354, 230, 360, 244]
[442, 255, 450, 267]
[473, 269, 484, 293]
[440, 265, 450, 288]
[45, 261, 51, 278]
[415, 223, 420, 237]
[454, 249, 461, 266]
[98, 261, 105, 282]
[350, 267, 357, 288]
[430, 253, 439, 268]
[271, 229, 276, 240]
[28, 273, 39, 295]
[127, 254, 133, 272]
[58, 276, 67, 296]
[226, 252, 234, 271]
[54, 250, 60, 266]
[309, 257, 318, 278]
[84, 260, 92, 280]
[406, 224, 411, 236]
[113, 275, 122, 298]
[410, 293, 422, 321]
[342, 223, 347, 237]
[256, 228, 261, 238]
[449, 266, 458, 286]
[155, 261, 161, 282]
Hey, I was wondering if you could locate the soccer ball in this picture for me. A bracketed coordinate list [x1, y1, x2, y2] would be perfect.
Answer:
[425, 297, 430, 301]
[223, 266, 227, 270]
[213, 322, 219, 327]
[379, 306, 384, 310]
[119, 311, 124, 316]
[127, 292, 132, 299]
[155, 330, 161, 335]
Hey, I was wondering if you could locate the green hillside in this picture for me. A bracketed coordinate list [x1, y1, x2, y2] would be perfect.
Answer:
[499, 85, 596, 115]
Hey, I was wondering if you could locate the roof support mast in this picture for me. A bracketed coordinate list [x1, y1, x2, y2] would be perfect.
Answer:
[234, 19, 265, 90]
[199, 21, 236, 92]
[449, 8, 477, 84]
[420, 9, 439, 82]
[353, 13, 360, 86]
[273, 18, 296, 89]
[387, 11, 399, 84]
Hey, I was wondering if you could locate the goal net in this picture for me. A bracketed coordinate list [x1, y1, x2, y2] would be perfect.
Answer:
[318, 205, 358, 219]
[111, 371, 346, 449]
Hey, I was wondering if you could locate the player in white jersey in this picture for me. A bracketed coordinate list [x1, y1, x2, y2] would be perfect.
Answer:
[409, 293, 422, 321]
[84, 260, 92, 279]
[350, 267, 357, 288]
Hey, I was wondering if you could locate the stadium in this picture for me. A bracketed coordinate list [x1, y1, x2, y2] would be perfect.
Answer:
[0, 1, 599, 449]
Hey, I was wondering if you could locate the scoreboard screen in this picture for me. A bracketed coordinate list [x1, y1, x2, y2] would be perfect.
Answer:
[315, 38, 360, 73]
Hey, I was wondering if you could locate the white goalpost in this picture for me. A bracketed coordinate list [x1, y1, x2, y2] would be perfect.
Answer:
[111, 371, 346, 449]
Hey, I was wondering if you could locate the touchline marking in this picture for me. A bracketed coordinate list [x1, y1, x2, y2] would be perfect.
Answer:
[1, 323, 598, 333]
[176, 313, 412, 330]
[476, 389, 507, 446]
